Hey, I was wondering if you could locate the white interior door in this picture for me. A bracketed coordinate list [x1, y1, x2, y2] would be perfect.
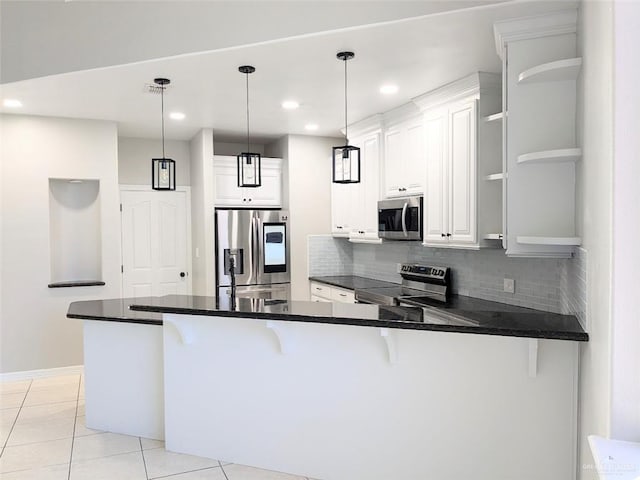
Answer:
[121, 188, 191, 298]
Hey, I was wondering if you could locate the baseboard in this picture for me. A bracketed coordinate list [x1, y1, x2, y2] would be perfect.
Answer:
[0, 365, 84, 383]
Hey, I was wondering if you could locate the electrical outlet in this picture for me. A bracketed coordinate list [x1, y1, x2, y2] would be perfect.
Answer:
[397, 263, 403, 273]
[504, 278, 515, 294]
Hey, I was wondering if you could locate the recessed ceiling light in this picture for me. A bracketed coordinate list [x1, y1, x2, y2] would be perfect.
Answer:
[282, 100, 300, 110]
[305, 124, 319, 131]
[3, 99, 23, 108]
[379, 85, 399, 95]
[169, 112, 185, 120]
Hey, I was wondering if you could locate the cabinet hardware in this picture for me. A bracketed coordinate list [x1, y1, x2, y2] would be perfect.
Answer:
[441, 233, 446, 237]
[339, 293, 347, 297]
[337, 226, 343, 229]
[446, 233, 452, 237]
[243, 198, 247, 202]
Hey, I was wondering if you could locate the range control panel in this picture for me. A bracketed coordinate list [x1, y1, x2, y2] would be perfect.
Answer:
[399, 264, 449, 282]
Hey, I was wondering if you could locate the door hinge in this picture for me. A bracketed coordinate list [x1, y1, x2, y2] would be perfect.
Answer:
[121, 265, 124, 273]
[120, 203, 122, 212]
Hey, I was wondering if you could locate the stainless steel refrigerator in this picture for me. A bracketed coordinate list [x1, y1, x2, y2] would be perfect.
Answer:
[215, 209, 291, 300]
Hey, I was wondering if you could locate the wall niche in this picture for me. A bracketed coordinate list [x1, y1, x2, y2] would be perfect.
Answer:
[48, 179, 104, 288]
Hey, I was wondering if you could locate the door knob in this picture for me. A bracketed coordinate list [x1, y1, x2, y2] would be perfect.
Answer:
[180, 272, 186, 278]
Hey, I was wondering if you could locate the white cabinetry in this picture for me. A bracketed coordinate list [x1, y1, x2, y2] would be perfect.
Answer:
[213, 156, 282, 207]
[494, 10, 581, 257]
[383, 112, 425, 198]
[415, 73, 502, 249]
[309, 281, 355, 303]
[331, 116, 382, 243]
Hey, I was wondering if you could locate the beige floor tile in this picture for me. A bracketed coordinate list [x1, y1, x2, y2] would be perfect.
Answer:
[155, 466, 227, 479]
[1, 392, 27, 409]
[140, 437, 164, 450]
[0, 381, 31, 395]
[0, 462, 69, 480]
[143, 448, 219, 479]
[69, 451, 146, 480]
[1, 425, 12, 446]
[73, 416, 102, 437]
[31, 375, 80, 390]
[71, 432, 140, 462]
[23, 387, 78, 407]
[223, 464, 308, 480]
[76, 399, 85, 417]
[7, 416, 75, 446]
[1, 407, 20, 426]
[16, 401, 77, 424]
[0, 438, 72, 473]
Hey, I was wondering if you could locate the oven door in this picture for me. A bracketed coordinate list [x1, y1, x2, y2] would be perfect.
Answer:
[378, 196, 422, 240]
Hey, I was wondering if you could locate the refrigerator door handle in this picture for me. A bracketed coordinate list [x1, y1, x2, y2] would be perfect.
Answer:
[252, 214, 261, 280]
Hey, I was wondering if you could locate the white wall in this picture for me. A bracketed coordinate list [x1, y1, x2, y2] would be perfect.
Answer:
[282, 135, 340, 300]
[610, 0, 640, 441]
[118, 137, 191, 186]
[0, 114, 121, 373]
[214, 141, 265, 157]
[189, 129, 216, 296]
[576, 2, 614, 478]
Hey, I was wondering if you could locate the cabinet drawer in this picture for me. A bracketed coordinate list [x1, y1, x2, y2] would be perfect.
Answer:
[330, 287, 355, 303]
[311, 295, 331, 302]
[309, 282, 332, 300]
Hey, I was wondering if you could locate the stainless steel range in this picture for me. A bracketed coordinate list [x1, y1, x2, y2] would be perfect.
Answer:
[354, 264, 450, 306]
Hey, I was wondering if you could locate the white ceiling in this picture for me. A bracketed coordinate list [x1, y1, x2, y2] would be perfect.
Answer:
[0, 1, 575, 144]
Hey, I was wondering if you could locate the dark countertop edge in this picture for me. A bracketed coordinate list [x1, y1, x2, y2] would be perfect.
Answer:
[67, 313, 162, 326]
[128, 305, 589, 342]
[308, 275, 399, 289]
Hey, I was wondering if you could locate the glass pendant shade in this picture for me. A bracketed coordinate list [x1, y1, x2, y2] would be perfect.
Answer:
[237, 152, 262, 187]
[332, 144, 361, 183]
[152, 158, 176, 190]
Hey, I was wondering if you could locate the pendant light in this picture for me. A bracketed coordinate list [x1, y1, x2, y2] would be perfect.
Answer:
[332, 51, 360, 184]
[151, 78, 176, 191]
[237, 65, 261, 188]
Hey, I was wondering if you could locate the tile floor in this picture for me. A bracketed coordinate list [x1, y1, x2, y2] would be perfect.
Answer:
[0, 374, 313, 480]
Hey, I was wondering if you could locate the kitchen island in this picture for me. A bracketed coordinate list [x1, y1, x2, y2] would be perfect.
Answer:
[69, 295, 587, 480]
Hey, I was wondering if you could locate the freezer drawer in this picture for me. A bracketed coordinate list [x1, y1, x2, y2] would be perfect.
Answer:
[217, 284, 290, 301]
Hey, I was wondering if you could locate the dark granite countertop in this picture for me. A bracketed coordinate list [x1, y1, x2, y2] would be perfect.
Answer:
[309, 275, 399, 290]
[68, 294, 588, 341]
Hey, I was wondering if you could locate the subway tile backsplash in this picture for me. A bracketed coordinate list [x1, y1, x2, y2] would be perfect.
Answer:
[308, 236, 587, 317]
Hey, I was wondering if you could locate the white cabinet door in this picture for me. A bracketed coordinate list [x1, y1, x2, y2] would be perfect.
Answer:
[404, 119, 425, 195]
[383, 128, 404, 197]
[423, 110, 449, 244]
[331, 181, 355, 237]
[361, 134, 381, 237]
[213, 156, 282, 207]
[448, 101, 477, 245]
[213, 161, 244, 206]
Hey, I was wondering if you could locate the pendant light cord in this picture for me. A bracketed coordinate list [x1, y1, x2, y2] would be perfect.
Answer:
[161, 84, 166, 158]
[344, 57, 348, 143]
[246, 72, 250, 153]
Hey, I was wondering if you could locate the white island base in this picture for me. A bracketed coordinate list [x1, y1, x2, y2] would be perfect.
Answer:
[160, 313, 579, 480]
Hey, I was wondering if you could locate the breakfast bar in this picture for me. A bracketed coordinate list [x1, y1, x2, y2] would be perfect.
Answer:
[68, 295, 586, 480]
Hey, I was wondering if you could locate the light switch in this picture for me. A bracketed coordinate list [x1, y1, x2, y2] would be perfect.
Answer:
[504, 278, 515, 294]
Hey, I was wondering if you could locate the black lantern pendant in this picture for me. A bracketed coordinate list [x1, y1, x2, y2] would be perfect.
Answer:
[333, 51, 360, 184]
[237, 65, 261, 188]
[152, 78, 176, 191]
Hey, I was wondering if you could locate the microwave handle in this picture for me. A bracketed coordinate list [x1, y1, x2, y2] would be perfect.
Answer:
[401, 202, 408, 237]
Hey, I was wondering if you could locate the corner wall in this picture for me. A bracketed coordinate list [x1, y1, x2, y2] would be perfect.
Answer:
[0, 114, 121, 373]
[576, 2, 614, 478]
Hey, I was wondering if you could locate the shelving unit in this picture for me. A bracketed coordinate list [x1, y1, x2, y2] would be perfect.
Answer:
[516, 236, 581, 246]
[517, 148, 582, 165]
[517, 57, 582, 84]
[484, 112, 504, 122]
[485, 172, 506, 181]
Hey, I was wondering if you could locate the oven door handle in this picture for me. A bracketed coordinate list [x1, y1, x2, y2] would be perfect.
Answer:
[401, 202, 408, 237]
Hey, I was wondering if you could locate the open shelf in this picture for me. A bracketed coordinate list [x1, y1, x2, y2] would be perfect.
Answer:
[484, 112, 504, 122]
[516, 236, 581, 246]
[518, 57, 582, 84]
[483, 233, 503, 240]
[485, 172, 506, 181]
[517, 148, 582, 165]
[48, 281, 106, 288]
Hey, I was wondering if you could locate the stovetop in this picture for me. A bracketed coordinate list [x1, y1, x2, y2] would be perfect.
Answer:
[354, 286, 437, 305]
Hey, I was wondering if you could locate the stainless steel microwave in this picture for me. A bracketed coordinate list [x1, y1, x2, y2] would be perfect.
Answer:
[377, 196, 423, 241]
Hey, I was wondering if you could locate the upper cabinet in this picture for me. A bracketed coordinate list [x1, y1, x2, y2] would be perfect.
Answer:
[383, 106, 425, 198]
[330, 115, 383, 243]
[414, 72, 502, 249]
[213, 156, 282, 208]
[494, 9, 581, 257]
